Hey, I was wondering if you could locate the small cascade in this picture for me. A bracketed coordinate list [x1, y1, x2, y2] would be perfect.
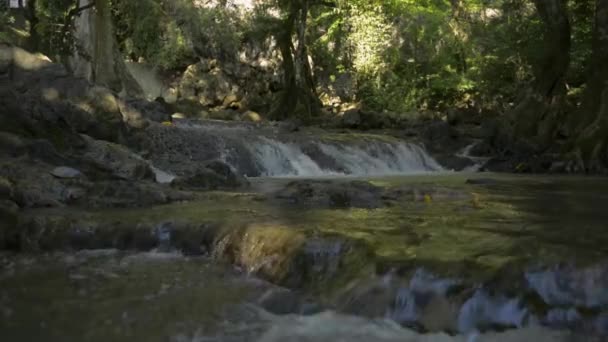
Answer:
[457, 141, 490, 172]
[247, 138, 332, 177]
[158, 120, 444, 177]
[246, 137, 442, 177]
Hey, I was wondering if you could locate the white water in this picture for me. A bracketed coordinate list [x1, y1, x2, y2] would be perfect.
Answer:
[247, 137, 442, 177]
[247, 137, 333, 177]
[166, 120, 444, 177]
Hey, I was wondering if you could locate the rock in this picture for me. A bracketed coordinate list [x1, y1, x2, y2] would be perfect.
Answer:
[179, 62, 233, 107]
[424, 121, 459, 143]
[241, 110, 262, 122]
[83, 87, 127, 141]
[465, 178, 499, 185]
[222, 93, 240, 108]
[278, 119, 302, 133]
[433, 154, 476, 171]
[549, 161, 567, 173]
[469, 140, 494, 156]
[275, 180, 383, 208]
[0, 176, 13, 200]
[87, 180, 192, 208]
[446, 108, 462, 126]
[0, 199, 19, 248]
[3, 161, 68, 208]
[171, 160, 248, 190]
[215, 223, 308, 286]
[0, 132, 27, 157]
[50, 166, 83, 179]
[80, 135, 154, 181]
[119, 98, 171, 127]
[258, 288, 303, 315]
[342, 109, 361, 128]
[208, 109, 240, 121]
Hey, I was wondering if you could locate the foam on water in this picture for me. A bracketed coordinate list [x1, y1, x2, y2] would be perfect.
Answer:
[248, 137, 332, 177]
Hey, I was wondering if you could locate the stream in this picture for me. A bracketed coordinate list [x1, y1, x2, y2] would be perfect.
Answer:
[3, 172, 608, 341]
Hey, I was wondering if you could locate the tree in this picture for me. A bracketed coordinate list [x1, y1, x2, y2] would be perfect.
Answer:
[270, 0, 322, 120]
[70, 0, 141, 96]
[510, 0, 571, 145]
[571, 0, 608, 170]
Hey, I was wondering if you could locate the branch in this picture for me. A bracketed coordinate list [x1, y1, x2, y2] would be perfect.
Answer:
[313, 0, 337, 8]
[67, 2, 95, 19]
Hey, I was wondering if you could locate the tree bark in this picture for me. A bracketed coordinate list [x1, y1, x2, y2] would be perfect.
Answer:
[70, 0, 141, 97]
[270, 0, 321, 120]
[511, 0, 570, 145]
[24, 0, 39, 51]
[571, 0, 608, 171]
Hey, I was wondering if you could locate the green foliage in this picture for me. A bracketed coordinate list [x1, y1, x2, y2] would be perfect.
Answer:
[111, 0, 194, 70]
[111, 0, 243, 70]
[32, 0, 83, 57]
[0, 10, 15, 43]
[308, 0, 552, 114]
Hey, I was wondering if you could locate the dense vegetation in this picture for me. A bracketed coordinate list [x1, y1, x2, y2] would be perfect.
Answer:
[1, 0, 607, 171]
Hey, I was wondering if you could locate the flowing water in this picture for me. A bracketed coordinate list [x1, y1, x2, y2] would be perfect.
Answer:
[4, 120, 608, 340]
[148, 120, 444, 177]
[5, 172, 608, 340]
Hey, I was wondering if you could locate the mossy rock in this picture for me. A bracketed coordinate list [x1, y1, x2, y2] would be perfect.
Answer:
[0, 175, 14, 200]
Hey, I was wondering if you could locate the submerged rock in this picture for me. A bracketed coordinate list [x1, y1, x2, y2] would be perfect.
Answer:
[50, 166, 83, 179]
[525, 263, 608, 308]
[171, 160, 249, 190]
[275, 180, 383, 208]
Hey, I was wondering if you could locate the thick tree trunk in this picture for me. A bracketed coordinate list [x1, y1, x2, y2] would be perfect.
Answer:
[571, 0, 608, 171]
[25, 0, 39, 51]
[70, 0, 141, 97]
[270, 0, 320, 120]
[511, 0, 570, 145]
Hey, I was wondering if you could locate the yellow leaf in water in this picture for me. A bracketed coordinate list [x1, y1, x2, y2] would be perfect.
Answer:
[424, 194, 432, 203]
[162, 121, 173, 126]
[471, 192, 483, 209]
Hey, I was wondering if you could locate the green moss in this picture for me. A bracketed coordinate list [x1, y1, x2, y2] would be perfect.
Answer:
[18, 173, 608, 290]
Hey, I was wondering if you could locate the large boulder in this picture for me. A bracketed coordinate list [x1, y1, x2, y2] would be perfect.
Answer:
[1, 160, 70, 208]
[79, 135, 155, 181]
[178, 62, 236, 108]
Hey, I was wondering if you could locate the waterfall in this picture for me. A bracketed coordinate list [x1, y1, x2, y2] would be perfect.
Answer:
[158, 121, 444, 177]
[245, 137, 442, 177]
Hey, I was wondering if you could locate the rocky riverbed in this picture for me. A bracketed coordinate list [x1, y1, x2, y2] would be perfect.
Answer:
[2, 45, 608, 341]
[3, 173, 608, 340]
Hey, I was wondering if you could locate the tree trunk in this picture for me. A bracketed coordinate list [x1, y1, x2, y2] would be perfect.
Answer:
[571, 0, 608, 171]
[511, 0, 570, 145]
[25, 0, 39, 51]
[270, 0, 320, 120]
[70, 0, 141, 97]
